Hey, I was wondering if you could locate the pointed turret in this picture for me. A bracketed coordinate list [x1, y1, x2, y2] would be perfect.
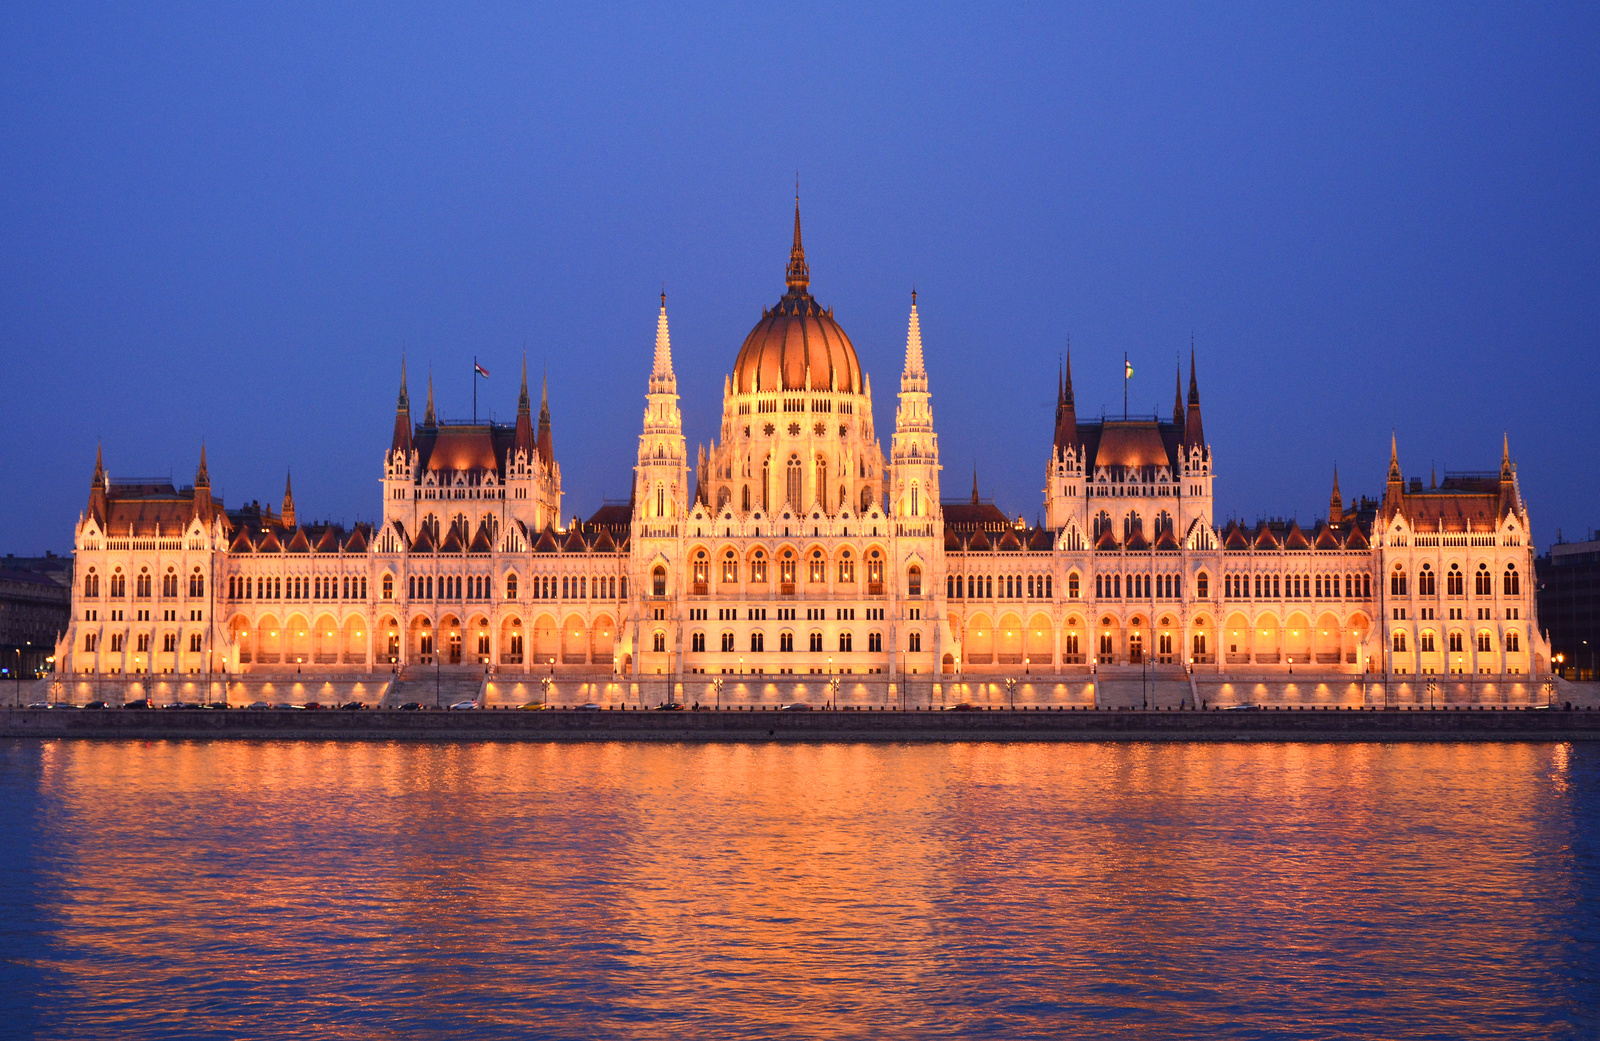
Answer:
[785, 193, 809, 293]
[87, 444, 108, 524]
[1383, 432, 1405, 516]
[513, 355, 535, 459]
[192, 443, 214, 526]
[972, 465, 980, 506]
[1499, 434, 1519, 518]
[281, 471, 296, 528]
[903, 289, 925, 378]
[536, 371, 554, 467]
[1328, 465, 1343, 525]
[1054, 347, 1078, 455]
[392, 356, 413, 453]
[1173, 364, 1184, 428]
[650, 290, 678, 396]
[1183, 348, 1205, 448]
[423, 369, 437, 428]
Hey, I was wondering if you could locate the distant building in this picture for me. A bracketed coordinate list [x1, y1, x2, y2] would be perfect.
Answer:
[0, 553, 72, 679]
[1538, 530, 1599, 680]
[54, 204, 1551, 690]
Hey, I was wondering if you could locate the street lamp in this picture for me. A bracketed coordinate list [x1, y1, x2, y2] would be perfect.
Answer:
[1005, 676, 1016, 709]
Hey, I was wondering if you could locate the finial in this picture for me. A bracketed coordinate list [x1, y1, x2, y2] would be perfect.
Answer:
[196, 441, 209, 486]
[424, 367, 436, 426]
[785, 190, 810, 293]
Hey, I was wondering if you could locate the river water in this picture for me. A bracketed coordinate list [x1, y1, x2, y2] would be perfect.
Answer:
[0, 739, 1595, 1039]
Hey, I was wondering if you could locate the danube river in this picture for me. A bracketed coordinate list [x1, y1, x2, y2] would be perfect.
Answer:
[1, 740, 1595, 1039]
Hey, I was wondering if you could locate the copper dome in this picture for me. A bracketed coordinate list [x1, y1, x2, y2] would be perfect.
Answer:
[729, 202, 862, 395]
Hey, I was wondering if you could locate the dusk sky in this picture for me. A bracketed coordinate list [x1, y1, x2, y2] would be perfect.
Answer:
[2, 3, 1596, 553]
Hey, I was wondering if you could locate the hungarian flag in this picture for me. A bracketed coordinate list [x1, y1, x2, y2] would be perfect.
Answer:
[474, 362, 490, 378]
[1124, 359, 1133, 379]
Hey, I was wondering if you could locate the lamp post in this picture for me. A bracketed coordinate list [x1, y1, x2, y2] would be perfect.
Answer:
[714, 676, 722, 710]
[827, 656, 833, 708]
[1005, 676, 1015, 710]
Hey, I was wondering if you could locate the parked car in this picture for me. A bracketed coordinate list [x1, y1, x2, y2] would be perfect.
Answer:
[448, 701, 478, 710]
[123, 699, 152, 709]
[163, 702, 201, 710]
[205, 702, 231, 710]
[577, 703, 602, 711]
[945, 703, 978, 712]
[338, 701, 364, 711]
[654, 702, 684, 711]
[399, 702, 423, 711]
[520, 701, 548, 711]
[83, 701, 108, 710]
[302, 702, 325, 711]
[779, 703, 813, 712]
[271, 703, 300, 710]
[25, 702, 50, 709]
[246, 701, 270, 711]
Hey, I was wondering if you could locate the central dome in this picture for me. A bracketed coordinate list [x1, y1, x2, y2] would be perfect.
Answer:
[729, 204, 862, 395]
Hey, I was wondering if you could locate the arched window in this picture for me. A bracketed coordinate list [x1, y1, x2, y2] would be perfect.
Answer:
[657, 485, 666, 517]
[1447, 563, 1463, 597]
[910, 484, 920, 516]
[1093, 511, 1112, 539]
[1196, 572, 1208, 599]
[1477, 631, 1492, 652]
[1503, 564, 1520, 596]
[1475, 563, 1492, 597]
[189, 568, 204, 598]
[1390, 565, 1407, 598]
[839, 632, 853, 652]
[1418, 564, 1435, 596]
[908, 631, 921, 652]
[809, 550, 826, 583]
[741, 485, 751, 512]
[1449, 631, 1463, 653]
[716, 487, 731, 512]
[1392, 630, 1407, 652]
[779, 631, 794, 652]
[1067, 572, 1080, 599]
[907, 565, 922, 597]
[652, 631, 666, 653]
[1155, 510, 1173, 536]
[750, 631, 765, 652]
[84, 570, 98, 598]
[652, 566, 667, 597]
[382, 573, 394, 599]
[722, 550, 738, 584]
[860, 486, 873, 512]
[1123, 511, 1142, 541]
[780, 549, 796, 590]
[135, 570, 151, 598]
[1420, 630, 1436, 652]
[750, 550, 768, 585]
[837, 551, 855, 584]
[505, 573, 518, 599]
[786, 455, 803, 508]
[1506, 631, 1520, 652]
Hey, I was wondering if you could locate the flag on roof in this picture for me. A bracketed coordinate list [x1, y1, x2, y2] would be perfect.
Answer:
[475, 362, 490, 378]
[1124, 359, 1133, 379]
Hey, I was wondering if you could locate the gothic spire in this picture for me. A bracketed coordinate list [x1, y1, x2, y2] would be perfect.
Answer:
[195, 442, 209, 487]
[1501, 433, 1513, 480]
[423, 369, 437, 427]
[536, 371, 553, 466]
[1054, 346, 1078, 455]
[785, 191, 810, 293]
[392, 356, 414, 454]
[1173, 363, 1184, 427]
[1328, 465, 1343, 525]
[513, 354, 535, 459]
[87, 443, 108, 523]
[281, 470, 296, 528]
[652, 289, 676, 390]
[971, 464, 980, 505]
[1183, 347, 1205, 448]
[902, 288, 925, 378]
[92, 442, 104, 489]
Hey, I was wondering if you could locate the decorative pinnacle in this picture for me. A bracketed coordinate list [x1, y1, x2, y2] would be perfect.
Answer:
[196, 442, 209, 486]
[653, 290, 674, 380]
[785, 193, 810, 293]
[903, 288, 925, 378]
[519, 354, 530, 411]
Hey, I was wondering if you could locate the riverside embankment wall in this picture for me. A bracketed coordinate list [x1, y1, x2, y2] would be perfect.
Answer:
[5, 706, 1600, 742]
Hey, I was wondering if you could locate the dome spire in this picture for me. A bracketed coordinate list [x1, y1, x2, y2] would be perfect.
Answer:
[785, 185, 809, 293]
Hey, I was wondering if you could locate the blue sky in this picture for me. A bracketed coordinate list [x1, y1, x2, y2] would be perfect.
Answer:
[2, 3, 1596, 551]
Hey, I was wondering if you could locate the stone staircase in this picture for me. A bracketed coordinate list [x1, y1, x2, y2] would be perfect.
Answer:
[385, 669, 486, 708]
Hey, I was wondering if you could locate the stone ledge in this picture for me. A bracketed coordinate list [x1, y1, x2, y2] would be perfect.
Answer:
[3, 706, 1599, 742]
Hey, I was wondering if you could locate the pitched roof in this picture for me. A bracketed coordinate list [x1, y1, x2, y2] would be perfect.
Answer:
[996, 529, 1023, 551]
[534, 526, 561, 553]
[1282, 521, 1312, 550]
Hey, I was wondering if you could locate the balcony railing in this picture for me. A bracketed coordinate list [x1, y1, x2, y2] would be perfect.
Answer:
[1315, 652, 1341, 664]
[966, 653, 993, 664]
[1225, 653, 1250, 664]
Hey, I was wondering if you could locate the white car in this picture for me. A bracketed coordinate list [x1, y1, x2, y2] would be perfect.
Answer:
[448, 700, 479, 710]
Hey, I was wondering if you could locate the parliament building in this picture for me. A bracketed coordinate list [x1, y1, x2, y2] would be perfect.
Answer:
[55, 206, 1551, 705]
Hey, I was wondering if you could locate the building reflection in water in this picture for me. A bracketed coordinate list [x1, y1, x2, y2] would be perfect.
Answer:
[7, 739, 1594, 1039]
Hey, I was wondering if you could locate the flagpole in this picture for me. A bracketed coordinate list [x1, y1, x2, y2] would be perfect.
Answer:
[1123, 352, 1128, 420]
[473, 355, 477, 424]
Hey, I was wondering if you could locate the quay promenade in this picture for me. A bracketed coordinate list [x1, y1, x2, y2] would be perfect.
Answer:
[5, 701, 1600, 743]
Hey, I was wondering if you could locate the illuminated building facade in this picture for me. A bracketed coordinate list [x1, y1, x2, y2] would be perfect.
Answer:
[56, 206, 1551, 696]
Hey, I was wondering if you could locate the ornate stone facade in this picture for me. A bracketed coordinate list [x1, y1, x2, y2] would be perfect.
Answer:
[56, 207, 1550, 699]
